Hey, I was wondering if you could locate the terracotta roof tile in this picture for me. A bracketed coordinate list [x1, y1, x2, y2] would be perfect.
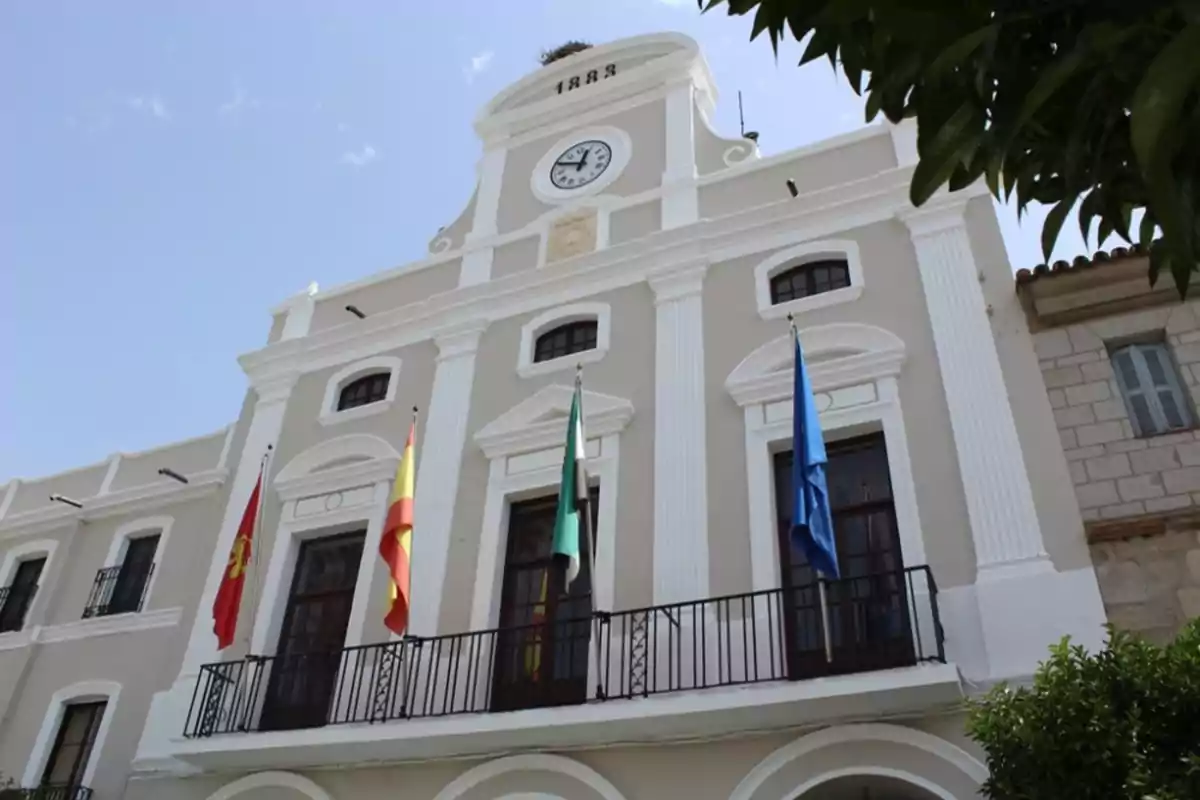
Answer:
[1014, 242, 1152, 286]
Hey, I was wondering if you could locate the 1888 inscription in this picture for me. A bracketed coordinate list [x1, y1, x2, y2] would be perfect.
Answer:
[556, 63, 617, 95]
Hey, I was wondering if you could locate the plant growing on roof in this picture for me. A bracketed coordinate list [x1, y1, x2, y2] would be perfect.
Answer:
[540, 40, 593, 66]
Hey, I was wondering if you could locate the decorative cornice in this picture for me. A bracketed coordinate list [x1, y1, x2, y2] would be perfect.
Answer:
[237, 168, 918, 388]
[35, 606, 183, 645]
[897, 186, 987, 238]
[727, 351, 907, 408]
[434, 319, 489, 361]
[649, 261, 708, 304]
[474, 385, 635, 460]
[0, 470, 227, 541]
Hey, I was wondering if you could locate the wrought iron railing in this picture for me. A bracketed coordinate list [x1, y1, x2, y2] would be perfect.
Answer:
[0, 786, 94, 800]
[0, 584, 38, 633]
[185, 566, 943, 738]
[81, 563, 154, 618]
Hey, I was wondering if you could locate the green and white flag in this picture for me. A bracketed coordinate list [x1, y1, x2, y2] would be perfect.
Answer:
[551, 384, 588, 589]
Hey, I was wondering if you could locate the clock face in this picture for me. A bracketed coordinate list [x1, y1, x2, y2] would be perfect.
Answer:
[549, 140, 612, 190]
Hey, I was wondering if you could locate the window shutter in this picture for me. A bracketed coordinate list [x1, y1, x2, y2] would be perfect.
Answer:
[1111, 344, 1193, 436]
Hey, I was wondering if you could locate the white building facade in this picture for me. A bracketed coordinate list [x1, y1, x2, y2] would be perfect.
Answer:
[0, 33, 1111, 800]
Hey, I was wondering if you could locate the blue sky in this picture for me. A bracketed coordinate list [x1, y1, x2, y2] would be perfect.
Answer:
[0, 0, 1101, 482]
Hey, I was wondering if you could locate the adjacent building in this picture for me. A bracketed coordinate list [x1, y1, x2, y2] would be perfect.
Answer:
[1, 33, 1120, 800]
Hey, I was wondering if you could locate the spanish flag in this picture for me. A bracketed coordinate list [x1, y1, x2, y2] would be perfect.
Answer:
[380, 421, 416, 635]
[213, 465, 264, 650]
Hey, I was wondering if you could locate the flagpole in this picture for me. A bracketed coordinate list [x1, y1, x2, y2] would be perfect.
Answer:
[575, 364, 605, 699]
[395, 406, 417, 718]
[790, 314, 833, 664]
[246, 444, 273, 658]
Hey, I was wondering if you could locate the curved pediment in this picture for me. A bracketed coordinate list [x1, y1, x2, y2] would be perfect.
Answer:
[475, 384, 634, 459]
[274, 434, 401, 484]
[725, 323, 906, 407]
[480, 33, 699, 121]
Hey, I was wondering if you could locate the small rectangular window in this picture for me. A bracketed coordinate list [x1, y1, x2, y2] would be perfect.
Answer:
[42, 700, 106, 789]
[1111, 342, 1195, 437]
[0, 557, 46, 632]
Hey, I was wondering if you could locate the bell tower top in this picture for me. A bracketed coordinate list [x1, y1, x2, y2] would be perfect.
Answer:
[474, 32, 715, 147]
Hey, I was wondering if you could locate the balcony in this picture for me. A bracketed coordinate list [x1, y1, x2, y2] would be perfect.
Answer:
[81, 563, 153, 619]
[0, 787, 94, 800]
[182, 568, 954, 762]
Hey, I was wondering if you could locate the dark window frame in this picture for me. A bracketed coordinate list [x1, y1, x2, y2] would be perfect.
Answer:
[769, 258, 852, 305]
[0, 556, 47, 633]
[41, 699, 107, 790]
[533, 320, 599, 364]
[336, 372, 390, 411]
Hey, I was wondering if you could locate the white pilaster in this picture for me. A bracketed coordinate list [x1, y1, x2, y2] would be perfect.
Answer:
[176, 374, 295, 680]
[661, 81, 698, 230]
[902, 198, 1048, 574]
[0, 480, 21, 522]
[278, 282, 319, 341]
[408, 320, 487, 636]
[460, 147, 508, 287]
[649, 262, 709, 604]
[902, 196, 1107, 679]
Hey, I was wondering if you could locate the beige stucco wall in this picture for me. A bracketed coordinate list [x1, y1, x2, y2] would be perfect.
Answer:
[1090, 528, 1200, 644]
[120, 715, 982, 800]
[108, 431, 226, 493]
[308, 260, 461, 335]
[496, 100, 667, 236]
[698, 131, 898, 221]
[6, 465, 108, 516]
[440, 282, 657, 634]
[702, 218, 978, 591]
[491, 234, 541, 281]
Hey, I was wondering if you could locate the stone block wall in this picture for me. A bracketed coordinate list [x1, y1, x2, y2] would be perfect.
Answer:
[1034, 302, 1200, 521]
[1090, 527, 1200, 644]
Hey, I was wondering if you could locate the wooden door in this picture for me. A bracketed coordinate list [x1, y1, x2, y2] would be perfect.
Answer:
[260, 531, 365, 731]
[491, 490, 597, 712]
[773, 434, 913, 678]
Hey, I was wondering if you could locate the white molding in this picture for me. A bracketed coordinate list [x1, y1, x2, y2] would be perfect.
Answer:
[204, 771, 333, 800]
[728, 722, 987, 800]
[788, 767, 958, 800]
[216, 424, 236, 471]
[0, 469, 227, 542]
[0, 537, 59, 595]
[0, 480, 20, 521]
[469, 385, 633, 626]
[318, 355, 402, 427]
[0, 627, 35, 651]
[899, 198, 1049, 572]
[469, 147, 508, 242]
[661, 81, 698, 229]
[650, 263, 710, 605]
[238, 167, 923, 389]
[177, 387, 292, 680]
[103, 514, 174, 609]
[531, 126, 633, 205]
[517, 302, 612, 379]
[36, 606, 182, 644]
[278, 283, 319, 342]
[274, 434, 401, 486]
[889, 119, 919, 167]
[406, 325, 485, 637]
[274, 457, 399, 503]
[98, 454, 121, 495]
[725, 325, 924, 592]
[23, 679, 123, 789]
[752, 239, 865, 320]
[474, 384, 634, 460]
[432, 754, 629, 800]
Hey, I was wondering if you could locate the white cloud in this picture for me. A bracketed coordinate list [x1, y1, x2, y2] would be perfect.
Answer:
[656, 0, 690, 6]
[340, 144, 378, 168]
[463, 50, 494, 83]
[219, 80, 260, 117]
[127, 95, 169, 120]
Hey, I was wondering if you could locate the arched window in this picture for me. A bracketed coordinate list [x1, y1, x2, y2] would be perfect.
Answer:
[336, 373, 390, 411]
[534, 321, 599, 363]
[769, 259, 851, 305]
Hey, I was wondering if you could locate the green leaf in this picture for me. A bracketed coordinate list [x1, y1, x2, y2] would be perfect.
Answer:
[1042, 195, 1076, 262]
[910, 103, 981, 206]
[926, 24, 998, 79]
[1130, 24, 1200, 174]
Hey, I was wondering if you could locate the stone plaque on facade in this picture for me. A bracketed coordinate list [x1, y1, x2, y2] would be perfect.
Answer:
[544, 208, 598, 265]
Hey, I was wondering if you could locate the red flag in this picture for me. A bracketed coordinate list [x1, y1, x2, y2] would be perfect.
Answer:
[213, 467, 263, 650]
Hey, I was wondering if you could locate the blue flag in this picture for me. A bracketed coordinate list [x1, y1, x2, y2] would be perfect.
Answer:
[790, 335, 840, 579]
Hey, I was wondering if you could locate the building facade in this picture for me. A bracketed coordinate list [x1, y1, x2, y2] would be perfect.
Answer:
[1019, 247, 1200, 646]
[1, 33, 1115, 800]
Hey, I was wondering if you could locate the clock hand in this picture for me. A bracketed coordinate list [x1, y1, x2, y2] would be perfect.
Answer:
[576, 148, 589, 172]
[555, 159, 585, 169]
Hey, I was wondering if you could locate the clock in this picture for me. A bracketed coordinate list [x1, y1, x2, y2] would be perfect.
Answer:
[531, 126, 631, 204]
[549, 140, 612, 190]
